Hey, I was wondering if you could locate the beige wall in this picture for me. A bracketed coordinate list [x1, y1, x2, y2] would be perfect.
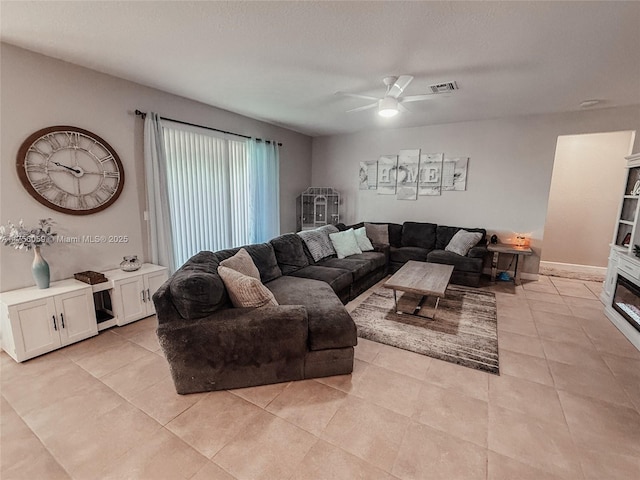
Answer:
[542, 131, 635, 268]
[311, 106, 640, 275]
[0, 44, 312, 291]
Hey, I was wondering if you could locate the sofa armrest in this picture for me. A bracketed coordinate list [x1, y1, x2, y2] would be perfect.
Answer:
[372, 243, 390, 263]
[158, 304, 307, 334]
[467, 245, 488, 259]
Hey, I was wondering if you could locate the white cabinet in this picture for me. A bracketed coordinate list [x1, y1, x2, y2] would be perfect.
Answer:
[0, 263, 168, 362]
[0, 281, 97, 362]
[105, 264, 168, 326]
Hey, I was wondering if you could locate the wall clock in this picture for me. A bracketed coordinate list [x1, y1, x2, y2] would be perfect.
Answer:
[16, 126, 125, 215]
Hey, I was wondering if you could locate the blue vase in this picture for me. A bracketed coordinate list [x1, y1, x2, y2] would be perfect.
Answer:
[32, 246, 50, 289]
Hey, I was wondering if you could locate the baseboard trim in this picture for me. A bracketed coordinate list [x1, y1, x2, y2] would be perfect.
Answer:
[539, 261, 606, 281]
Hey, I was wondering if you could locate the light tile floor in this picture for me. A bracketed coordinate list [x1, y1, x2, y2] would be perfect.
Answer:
[2, 275, 640, 479]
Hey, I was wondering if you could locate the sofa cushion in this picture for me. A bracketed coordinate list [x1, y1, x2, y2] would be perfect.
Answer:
[353, 227, 374, 252]
[329, 229, 362, 259]
[427, 250, 484, 273]
[169, 251, 228, 319]
[287, 265, 353, 294]
[389, 246, 429, 264]
[266, 276, 357, 351]
[169, 270, 227, 320]
[436, 226, 487, 250]
[215, 243, 282, 284]
[218, 266, 279, 308]
[317, 256, 378, 282]
[244, 243, 283, 283]
[219, 248, 260, 279]
[388, 223, 403, 247]
[270, 233, 309, 274]
[401, 222, 437, 250]
[346, 251, 387, 271]
[364, 223, 389, 245]
[445, 230, 484, 256]
[298, 228, 337, 262]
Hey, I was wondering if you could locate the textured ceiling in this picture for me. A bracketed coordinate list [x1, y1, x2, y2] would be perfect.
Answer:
[2, 1, 639, 137]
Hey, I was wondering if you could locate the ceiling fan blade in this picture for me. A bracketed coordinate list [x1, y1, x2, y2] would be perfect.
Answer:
[335, 92, 380, 101]
[387, 75, 414, 98]
[400, 94, 437, 103]
[346, 102, 378, 113]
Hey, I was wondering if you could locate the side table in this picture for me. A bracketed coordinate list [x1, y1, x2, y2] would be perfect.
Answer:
[488, 243, 533, 285]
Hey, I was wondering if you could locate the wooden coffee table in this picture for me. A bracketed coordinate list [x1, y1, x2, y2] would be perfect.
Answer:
[383, 261, 454, 319]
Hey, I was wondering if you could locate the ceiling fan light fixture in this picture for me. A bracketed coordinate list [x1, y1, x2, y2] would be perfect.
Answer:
[378, 97, 399, 117]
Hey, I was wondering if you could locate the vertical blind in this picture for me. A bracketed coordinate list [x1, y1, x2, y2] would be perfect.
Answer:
[163, 125, 252, 267]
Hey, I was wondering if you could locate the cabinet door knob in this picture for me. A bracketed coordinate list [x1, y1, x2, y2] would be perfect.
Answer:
[147, 289, 151, 303]
[60, 313, 65, 329]
[141, 290, 146, 303]
[52, 315, 57, 331]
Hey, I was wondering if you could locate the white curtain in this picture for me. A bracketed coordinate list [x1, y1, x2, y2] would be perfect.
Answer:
[249, 138, 280, 243]
[162, 123, 254, 267]
[143, 113, 175, 273]
[145, 118, 281, 269]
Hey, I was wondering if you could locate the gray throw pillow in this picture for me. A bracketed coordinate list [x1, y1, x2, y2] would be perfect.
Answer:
[364, 223, 389, 245]
[297, 227, 337, 262]
[445, 229, 483, 256]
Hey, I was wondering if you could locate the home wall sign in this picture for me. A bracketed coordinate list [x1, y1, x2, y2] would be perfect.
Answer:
[16, 126, 124, 215]
[359, 149, 469, 199]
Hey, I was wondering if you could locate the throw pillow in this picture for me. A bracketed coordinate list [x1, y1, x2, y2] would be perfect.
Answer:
[353, 226, 374, 252]
[297, 228, 337, 262]
[445, 229, 483, 256]
[329, 229, 363, 259]
[217, 265, 279, 308]
[364, 223, 389, 245]
[219, 248, 260, 279]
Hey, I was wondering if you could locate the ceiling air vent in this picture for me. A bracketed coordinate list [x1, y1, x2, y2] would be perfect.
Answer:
[429, 81, 458, 94]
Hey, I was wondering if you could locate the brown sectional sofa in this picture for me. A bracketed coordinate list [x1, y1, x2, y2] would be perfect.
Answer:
[153, 221, 487, 394]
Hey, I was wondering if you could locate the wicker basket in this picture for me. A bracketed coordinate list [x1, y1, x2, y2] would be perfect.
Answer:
[74, 271, 108, 285]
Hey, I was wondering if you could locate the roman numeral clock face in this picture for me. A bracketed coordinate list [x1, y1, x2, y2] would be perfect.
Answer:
[17, 126, 125, 215]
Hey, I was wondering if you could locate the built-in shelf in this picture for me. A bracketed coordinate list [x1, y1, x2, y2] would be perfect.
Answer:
[604, 152, 640, 352]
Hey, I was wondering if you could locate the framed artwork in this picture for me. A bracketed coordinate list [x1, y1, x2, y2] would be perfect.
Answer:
[377, 155, 398, 195]
[442, 156, 469, 191]
[396, 149, 420, 200]
[418, 153, 443, 196]
[359, 160, 378, 190]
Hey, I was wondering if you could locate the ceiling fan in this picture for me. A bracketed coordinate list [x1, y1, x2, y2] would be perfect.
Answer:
[336, 75, 452, 117]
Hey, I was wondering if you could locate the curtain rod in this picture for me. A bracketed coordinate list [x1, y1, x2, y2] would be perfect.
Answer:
[134, 110, 282, 146]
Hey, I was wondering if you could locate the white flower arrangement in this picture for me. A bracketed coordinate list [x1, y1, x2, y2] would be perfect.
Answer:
[0, 218, 57, 250]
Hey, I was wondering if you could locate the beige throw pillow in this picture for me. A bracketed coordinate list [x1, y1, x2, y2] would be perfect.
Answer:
[364, 223, 389, 245]
[219, 248, 260, 279]
[218, 266, 279, 308]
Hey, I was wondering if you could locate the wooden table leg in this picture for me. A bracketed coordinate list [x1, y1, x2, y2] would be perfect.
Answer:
[491, 251, 499, 282]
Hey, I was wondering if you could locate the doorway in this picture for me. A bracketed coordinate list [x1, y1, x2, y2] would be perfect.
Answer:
[541, 131, 635, 277]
